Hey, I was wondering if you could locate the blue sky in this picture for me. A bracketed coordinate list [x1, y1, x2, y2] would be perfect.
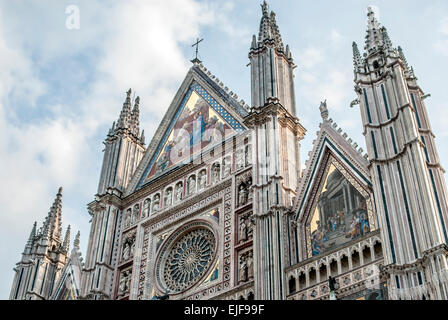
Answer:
[1, 0, 448, 299]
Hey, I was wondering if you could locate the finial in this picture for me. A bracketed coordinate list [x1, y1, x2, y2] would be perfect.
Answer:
[261, 0, 269, 15]
[251, 35, 257, 49]
[27, 221, 37, 245]
[140, 130, 145, 145]
[320, 100, 329, 121]
[74, 231, 80, 249]
[58, 187, 63, 196]
[134, 96, 140, 107]
[63, 225, 71, 252]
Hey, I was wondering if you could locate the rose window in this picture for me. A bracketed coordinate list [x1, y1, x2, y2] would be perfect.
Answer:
[157, 226, 216, 293]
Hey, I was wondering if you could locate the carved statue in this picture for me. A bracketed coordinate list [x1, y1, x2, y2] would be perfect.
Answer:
[153, 194, 160, 212]
[239, 255, 248, 283]
[239, 215, 248, 243]
[122, 232, 136, 261]
[142, 199, 150, 218]
[238, 184, 248, 207]
[175, 183, 183, 202]
[130, 238, 135, 257]
[247, 251, 254, 280]
[164, 189, 172, 207]
[199, 171, 207, 190]
[188, 176, 196, 195]
[247, 214, 254, 239]
[212, 164, 220, 184]
[122, 242, 130, 261]
[246, 177, 253, 202]
[131, 205, 139, 225]
[118, 271, 129, 296]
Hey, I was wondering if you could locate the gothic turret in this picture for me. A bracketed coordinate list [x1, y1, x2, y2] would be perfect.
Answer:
[83, 89, 146, 299]
[246, 1, 306, 300]
[10, 188, 71, 300]
[353, 7, 448, 300]
[249, 0, 296, 115]
[97, 89, 146, 196]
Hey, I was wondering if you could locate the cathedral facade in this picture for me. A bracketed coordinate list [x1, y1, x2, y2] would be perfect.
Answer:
[10, 2, 448, 300]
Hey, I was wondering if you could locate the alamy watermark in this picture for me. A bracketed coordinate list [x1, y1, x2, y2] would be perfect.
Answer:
[65, 5, 80, 30]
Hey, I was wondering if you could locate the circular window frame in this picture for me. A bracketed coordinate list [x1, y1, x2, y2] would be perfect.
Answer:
[153, 220, 219, 295]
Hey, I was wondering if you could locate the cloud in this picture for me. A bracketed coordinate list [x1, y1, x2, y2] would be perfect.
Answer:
[297, 47, 325, 70]
[302, 69, 353, 110]
[0, 0, 224, 298]
[434, 17, 448, 55]
[330, 29, 343, 45]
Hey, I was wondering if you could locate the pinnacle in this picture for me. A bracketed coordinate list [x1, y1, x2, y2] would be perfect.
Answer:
[63, 225, 71, 252]
[256, 1, 284, 51]
[74, 231, 81, 249]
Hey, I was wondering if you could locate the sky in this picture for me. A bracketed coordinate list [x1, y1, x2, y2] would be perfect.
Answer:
[1, 0, 448, 299]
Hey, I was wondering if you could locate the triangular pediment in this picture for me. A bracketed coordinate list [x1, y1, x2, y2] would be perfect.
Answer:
[294, 119, 372, 221]
[292, 118, 376, 259]
[126, 65, 248, 194]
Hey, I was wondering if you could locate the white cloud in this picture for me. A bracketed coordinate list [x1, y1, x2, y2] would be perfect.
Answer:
[0, 0, 225, 298]
[297, 47, 325, 70]
[302, 69, 353, 110]
[330, 29, 343, 45]
[434, 17, 448, 55]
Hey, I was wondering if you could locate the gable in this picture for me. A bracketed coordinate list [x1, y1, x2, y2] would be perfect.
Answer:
[132, 67, 247, 192]
[292, 118, 376, 259]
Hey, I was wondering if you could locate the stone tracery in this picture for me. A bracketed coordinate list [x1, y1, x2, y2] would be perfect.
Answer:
[157, 226, 217, 293]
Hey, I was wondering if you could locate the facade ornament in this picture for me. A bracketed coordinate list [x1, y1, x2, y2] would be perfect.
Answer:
[239, 215, 248, 243]
[212, 163, 220, 184]
[187, 175, 196, 196]
[247, 251, 254, 280]
[164, 188, 172, 207]
[175, 182, 183, 203]
[152, 194, 160, 212]
[118, 270, 131, 297]
[121, 232, 136, 261]
[236, 149, 245, 170]
[238, 183, 248, 207]
[223, 157, 231, 178]
[239, 254, 248, 283]
[245, 145, 252, 167]
[124, 209, 131, 228]
[131, 204, 139, 225]
[142, 199, 150, 218]
[247, 213, 254, 239]
[319, 100, 329, 121]
[198, 170, 207, 190]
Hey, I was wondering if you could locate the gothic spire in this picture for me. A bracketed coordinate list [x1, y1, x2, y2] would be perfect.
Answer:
[63, 225, 71, 253]
[26, 221, 37, 249]
[364, 7, 387, 54]
[117, 89, 133, 130]
[131, 96, 140, 137]
[42, 187, 63, 242]
[256, 1, 284, 51]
